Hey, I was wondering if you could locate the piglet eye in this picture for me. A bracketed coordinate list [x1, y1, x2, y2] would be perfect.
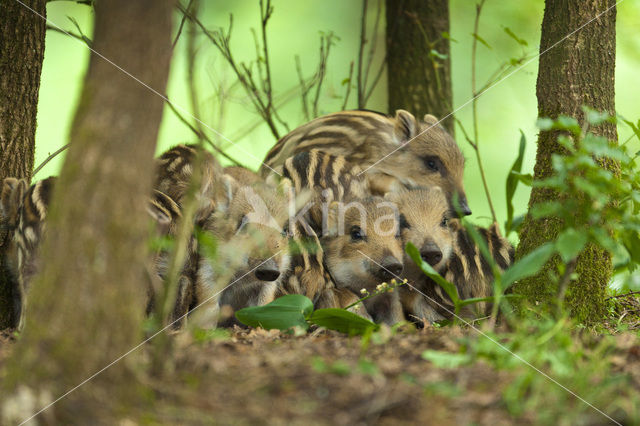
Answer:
[440, 216, 449, 228]
[422, 156, 440, 172]
[350, 225, 364, 241]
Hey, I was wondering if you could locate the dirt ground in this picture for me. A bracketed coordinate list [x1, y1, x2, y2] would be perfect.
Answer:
[1, 296, 639, 425]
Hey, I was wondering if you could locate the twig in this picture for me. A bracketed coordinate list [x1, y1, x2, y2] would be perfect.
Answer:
[341, 61, 355, 110]
[165, 101, 241, 166]
[606, 290, 640, 301]
[356, 0, 368, 108]
[295, 55, 312, 121]
[356, 0, 386, 107]
[312, 34, 334, 117]
[32, 144, 70, 177]
[470, 0, 498, 224]
[180, 3, 286, 140]
[45, 25, 88, 45]
[185, 0, 206, 141]
[173, 0, 194, 47]
[362, 0, 382, 92]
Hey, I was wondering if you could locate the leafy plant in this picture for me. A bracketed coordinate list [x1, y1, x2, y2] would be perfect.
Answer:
[235, 294, 379, 335]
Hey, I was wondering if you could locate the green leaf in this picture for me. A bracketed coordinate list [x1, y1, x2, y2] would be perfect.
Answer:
[501, 243, 555, 289]
[622, 232, 640, 264]
[505, 131, 527, 235]
[308, 308, 378, 335]
[429, 49, 448, 60]
[622, 118, 640, 144]
[503, 26, 528, 46]
[406, 242, 459, 304]
[536, 117, 554, 130]
[471, 33, 492, 49]
[581, 106, 615, 126]
[556, 116, 582, 135]
[235, 294, 314, 331]
[422, 350, 472, 368]
[555, 229, 588, 263]
[357, 359, 380, 376]
[458, 294, 522, 308]
[440, 31, 458, 43]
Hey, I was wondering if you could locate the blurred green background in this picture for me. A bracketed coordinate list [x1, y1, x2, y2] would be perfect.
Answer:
[35, 0, 640, 234]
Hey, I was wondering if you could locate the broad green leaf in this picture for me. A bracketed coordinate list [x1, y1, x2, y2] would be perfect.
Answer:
[555, 229, 588, 263]
[235, 294, 314, 331]
[406, 242, 459, 304]
[536, 117, 554, 130]
[429, 49, 448, 60]
[308, 308, 378, 335]
[622, 232, 640, 264]
[510, 171, 533, 187]
[581, 106, 615, 126]
[501, 242, 555, 289]
[556, 116, 581, 135]
[530, 201, 563, 219]
[505, 131, 527, 235]
[422, 350, 472, 368]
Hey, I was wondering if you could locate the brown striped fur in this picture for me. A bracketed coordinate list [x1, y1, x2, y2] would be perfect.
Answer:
[261, 109, 470, 215]
[276, 151, 403, 324]
[193, 181, 291, 328]
[391, 189, 514, 323]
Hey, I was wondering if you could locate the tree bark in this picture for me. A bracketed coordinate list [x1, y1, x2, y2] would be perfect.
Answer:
[385, 0, 453, 133]
[0, 0, 47, 329]
[3, 0, 174, 421]
[514, 0, 617, 323]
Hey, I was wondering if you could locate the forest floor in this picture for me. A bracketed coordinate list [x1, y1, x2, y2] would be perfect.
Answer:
[0, 293, 639, 425]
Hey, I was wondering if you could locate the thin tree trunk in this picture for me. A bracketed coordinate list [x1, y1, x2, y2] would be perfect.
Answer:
[0, 0, 47, 329]
[2, 0, 174, 421]
[385, 0, 453, 133]
[514, 0, 617, 323]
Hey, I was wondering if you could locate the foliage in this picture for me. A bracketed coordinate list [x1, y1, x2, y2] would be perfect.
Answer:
[235, 294, 379, 336]
[531, 110, 640, 295]
[422, 315, 635, 424]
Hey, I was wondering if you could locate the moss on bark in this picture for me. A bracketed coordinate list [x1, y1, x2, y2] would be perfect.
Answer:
[514, 0, 617, 324]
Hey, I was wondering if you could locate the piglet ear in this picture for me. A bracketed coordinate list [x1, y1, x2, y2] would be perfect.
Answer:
[393, 109, 419, 142]
[147, 190, 181, 235]
[1, 177, 29, 228]
[422, 114, 440, 126]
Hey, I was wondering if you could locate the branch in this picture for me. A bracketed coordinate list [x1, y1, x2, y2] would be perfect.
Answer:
[180, 3, 285, 140]
[165, 101, 241, 166]
[172, 0, 195, 47]
[356, 0, 368, 108]
[341, 61, 355, 110]
[32, 144, 70, 177]
[469, 0, 498, 224]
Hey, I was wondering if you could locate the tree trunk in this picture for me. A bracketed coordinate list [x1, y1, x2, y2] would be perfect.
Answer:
[514, 0, 617, 323]
[0, 0, 47, 329]
[385, 0, 453, 133]
[2, 0, 174, 421]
